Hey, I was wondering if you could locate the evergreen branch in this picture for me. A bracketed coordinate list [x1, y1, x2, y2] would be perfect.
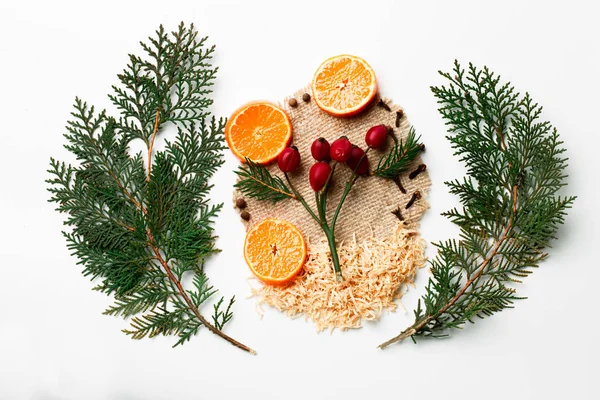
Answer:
[147, 240, 255, 353]
[124, 304, 192, 340]
[104, 286, 173, 317]
[234, 158, 296, 202]
[372, 127, 422, 179]
[173, 320, 202, 347]
[47, 24, 255, 353]
[165, 118, 227, 180]
[108, 22, 217, 144]
[188, 272, 217, 308]
[379, 61, 576, 348]
[212, 296, 235, 330]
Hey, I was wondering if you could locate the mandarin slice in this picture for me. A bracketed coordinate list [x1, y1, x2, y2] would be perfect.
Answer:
[244, 218, 307, 285]
[311, 55, 377, 117]
[225, 102, 292, 164]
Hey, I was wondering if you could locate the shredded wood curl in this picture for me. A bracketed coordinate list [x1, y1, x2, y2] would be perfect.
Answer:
[251, 223, 425, 331]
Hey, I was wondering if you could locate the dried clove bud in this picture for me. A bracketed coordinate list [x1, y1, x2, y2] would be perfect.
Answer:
[235, 198, 247, 209]
[288, 98, 298, 108]
[392, 176, 407, 194]
[419, 143, 426, 152]
[302, 93, 311, 102]
[405, 191, 421, 209]
[377, 98, 392, 112]
[395, 109, 404, 127]
[240, 210, 251, 221]
[391, 207, 404, 221]
[409, 164, 427, 180]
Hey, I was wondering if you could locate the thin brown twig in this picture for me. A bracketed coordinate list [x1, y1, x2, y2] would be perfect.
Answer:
[147, 110, 161, 181]
[147, 232, 256, 354]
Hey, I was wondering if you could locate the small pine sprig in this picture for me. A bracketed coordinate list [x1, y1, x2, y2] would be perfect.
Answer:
[379, 61, 576, 349]
[373, 127, 422, 179]
[234, 158, 296, 202]
[47, 23, 255, 354]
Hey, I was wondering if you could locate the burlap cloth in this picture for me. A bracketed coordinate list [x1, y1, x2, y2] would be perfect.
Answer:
[233, 86, 430, 243]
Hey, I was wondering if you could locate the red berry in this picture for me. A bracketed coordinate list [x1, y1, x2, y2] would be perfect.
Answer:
[277, 146, 300, 173]
[311, 137, 330, 161]
[365, 125, 388, 149]
[330, 136, 353, 162]
[309, 162, 331, 191]
[346, 146, 370, 175]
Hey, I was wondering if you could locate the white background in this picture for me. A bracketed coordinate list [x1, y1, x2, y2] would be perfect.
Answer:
[1, 0, 598, 399]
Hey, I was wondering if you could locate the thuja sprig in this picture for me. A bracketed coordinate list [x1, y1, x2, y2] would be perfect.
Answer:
[47, 24, 255, 354]
[235, 158, 296, 202]
[235, 125, 422, 282]
[373, 127, 421, 179]
[379, 61, 576, 349]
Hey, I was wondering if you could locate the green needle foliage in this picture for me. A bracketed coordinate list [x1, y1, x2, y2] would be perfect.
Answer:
[234, 158, 295, 202]
[47, 23, 255, 354]
[379, 61, 576, 348]
[373, 127, 422, 179]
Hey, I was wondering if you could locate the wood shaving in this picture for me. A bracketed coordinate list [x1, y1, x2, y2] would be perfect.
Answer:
[250, 223, 426, 332]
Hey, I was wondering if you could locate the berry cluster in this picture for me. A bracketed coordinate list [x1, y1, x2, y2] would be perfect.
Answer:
[277, 124, 391, 189]
[274, 124, 393, 282]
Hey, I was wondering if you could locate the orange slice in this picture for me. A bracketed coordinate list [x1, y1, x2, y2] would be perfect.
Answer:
[311, 54, 378, 117]
[244, 218, 307, 285]
[225, 102, 292, 164]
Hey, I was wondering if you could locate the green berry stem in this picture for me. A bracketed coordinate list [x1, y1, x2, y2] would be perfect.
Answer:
[284, 173, 320, 224]
[331, 147, 370, 230]
[325, 228, 343, 283]
[285, 172, 343, 282]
